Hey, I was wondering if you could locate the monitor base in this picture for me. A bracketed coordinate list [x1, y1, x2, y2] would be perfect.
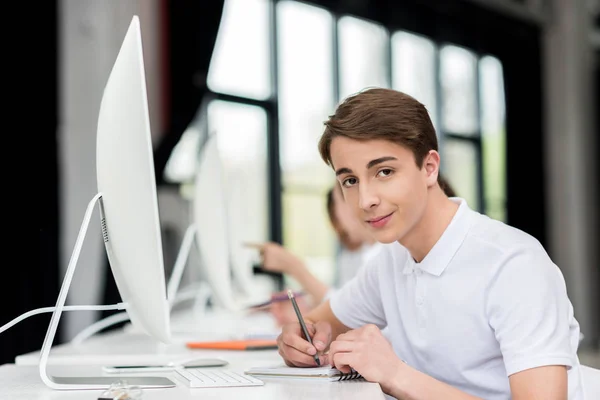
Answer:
[38, 193, 175, 391]
[44, 375, 176, 390]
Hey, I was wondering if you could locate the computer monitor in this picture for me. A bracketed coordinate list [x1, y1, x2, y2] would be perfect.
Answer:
[69, 133, 262, 342]
[192, 133, 244, 311]
[96, 16, 170, 345]
[161, 131, 277, 325]
[72, 132, 260, 340]
[36, 15, 174, 390]
[226, 174, 265, 300]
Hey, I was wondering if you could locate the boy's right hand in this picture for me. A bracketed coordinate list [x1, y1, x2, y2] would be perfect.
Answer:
[277, 320, 332, 367]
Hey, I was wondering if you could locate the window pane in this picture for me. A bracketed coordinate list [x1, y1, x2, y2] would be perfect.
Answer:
[277, 1, 336, 288]
[282, 190, 337, 290]
[207, 101, 269, 244]
[207, 0, 271, 99]
[392, 31, 438, 130]
[440, 45, 478, 135]
[277, 1, 334, 189]
[480, 56, 506, 221]
[443, 140, 480, 211]
[338, 16, 389, 100]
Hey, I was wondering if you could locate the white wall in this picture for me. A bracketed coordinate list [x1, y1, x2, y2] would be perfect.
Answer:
[59, 0, 163, 341]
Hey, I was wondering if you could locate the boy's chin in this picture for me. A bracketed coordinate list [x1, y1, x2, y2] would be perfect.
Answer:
[372, 230, 401, 244]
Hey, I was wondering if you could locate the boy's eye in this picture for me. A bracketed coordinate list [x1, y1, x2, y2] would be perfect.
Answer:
[377, 169, 393, 177]
[342, 177, 357, 187]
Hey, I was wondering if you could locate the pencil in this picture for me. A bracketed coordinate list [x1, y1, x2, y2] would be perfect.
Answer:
[287, 289, 321, 366]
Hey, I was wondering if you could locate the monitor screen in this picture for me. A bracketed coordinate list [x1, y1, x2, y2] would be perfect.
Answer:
[96, 15, 170, 344]
[193, 134, 241, 311]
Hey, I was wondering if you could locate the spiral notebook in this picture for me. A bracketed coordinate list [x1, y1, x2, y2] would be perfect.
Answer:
[245, 364, 362, 381]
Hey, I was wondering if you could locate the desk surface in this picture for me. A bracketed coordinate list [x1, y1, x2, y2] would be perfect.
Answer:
[0, 364, 386, 400]
[3, 307, 387, 399]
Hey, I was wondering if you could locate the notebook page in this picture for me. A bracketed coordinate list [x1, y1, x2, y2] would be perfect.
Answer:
[245, 364, 362, 381]
[246, 364, 339, 377]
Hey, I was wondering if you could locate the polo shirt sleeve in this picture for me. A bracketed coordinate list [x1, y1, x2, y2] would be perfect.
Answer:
[322, 287, 337, 303]
[329, 250, 387, 330]
[485, 243, 576, 376]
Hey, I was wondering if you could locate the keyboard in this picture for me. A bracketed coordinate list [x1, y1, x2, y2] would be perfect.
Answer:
[174, 367, 264, 388]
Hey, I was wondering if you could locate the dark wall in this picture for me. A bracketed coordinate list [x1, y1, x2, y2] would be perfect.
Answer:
[3, 1, 60, 364]
[153, 0, 225, 184]
[594, 47, 600, 316]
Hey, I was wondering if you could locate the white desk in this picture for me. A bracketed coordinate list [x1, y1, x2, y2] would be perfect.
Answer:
[3, 307, 387, 399]
[0, 364, 386, 400]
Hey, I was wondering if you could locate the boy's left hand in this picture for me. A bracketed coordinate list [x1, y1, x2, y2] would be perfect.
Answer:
[328, 324, 404, 389]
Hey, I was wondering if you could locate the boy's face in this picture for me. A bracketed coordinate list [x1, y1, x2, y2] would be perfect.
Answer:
[330, 137, 439, 244]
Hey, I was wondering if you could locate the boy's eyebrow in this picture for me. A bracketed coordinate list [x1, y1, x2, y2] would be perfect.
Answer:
[335, 167, 352, 176]
[367, 156, 397, 169]
[335, 157, 398, 176]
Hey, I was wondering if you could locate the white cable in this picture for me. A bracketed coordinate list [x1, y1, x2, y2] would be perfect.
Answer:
[0, 303, 126, 334]
[69, 224, 208, 345]
[69, 283, 210, 344]
[69, 312, 131, 345]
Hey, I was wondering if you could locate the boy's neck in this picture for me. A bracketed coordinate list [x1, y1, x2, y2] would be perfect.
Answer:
[399, 189, 459, 263]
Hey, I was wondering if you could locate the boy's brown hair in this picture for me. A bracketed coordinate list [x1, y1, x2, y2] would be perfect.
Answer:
[318, 88, 438, 170]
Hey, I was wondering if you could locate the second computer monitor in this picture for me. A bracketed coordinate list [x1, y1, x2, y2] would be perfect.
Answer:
[193, 134, 242, 311]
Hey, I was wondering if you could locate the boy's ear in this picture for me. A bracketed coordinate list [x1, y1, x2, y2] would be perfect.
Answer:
[423, 150, 440, 187]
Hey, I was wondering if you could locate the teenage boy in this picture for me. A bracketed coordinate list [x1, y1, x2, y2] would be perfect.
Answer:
[276, 88, 582, 399]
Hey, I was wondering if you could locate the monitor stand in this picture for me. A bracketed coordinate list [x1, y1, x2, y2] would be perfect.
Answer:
[70, 223, 213, 344]
[167, 223, 244, 312]
[39, 193, 176, 390]
[166, 224, 200, 302]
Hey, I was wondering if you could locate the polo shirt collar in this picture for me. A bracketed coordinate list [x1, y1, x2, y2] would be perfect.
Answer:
[403, 198, 475, 277]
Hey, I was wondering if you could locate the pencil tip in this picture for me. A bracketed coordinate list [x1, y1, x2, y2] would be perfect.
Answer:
[315, 357, 321, 366]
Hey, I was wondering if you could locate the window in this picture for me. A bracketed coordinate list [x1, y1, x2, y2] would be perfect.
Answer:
[480, 56, 507, 222]
[277, 1, 337, 287]
[207, 101, 269, 244]
[167, 0, 509, 291]
[440, 45, 479, 136]
[207, 0, 271, 99]
[438, 45, 481, 209]
[436, 45, 507, 219]
[392, 31, 438, 130]
[443, 140, 480, 210]
[338, 16, 389, 100]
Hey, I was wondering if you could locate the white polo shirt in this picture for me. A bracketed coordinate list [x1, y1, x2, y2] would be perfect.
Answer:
[330, 198, 583, 399]
[336, 242, 383, 287]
